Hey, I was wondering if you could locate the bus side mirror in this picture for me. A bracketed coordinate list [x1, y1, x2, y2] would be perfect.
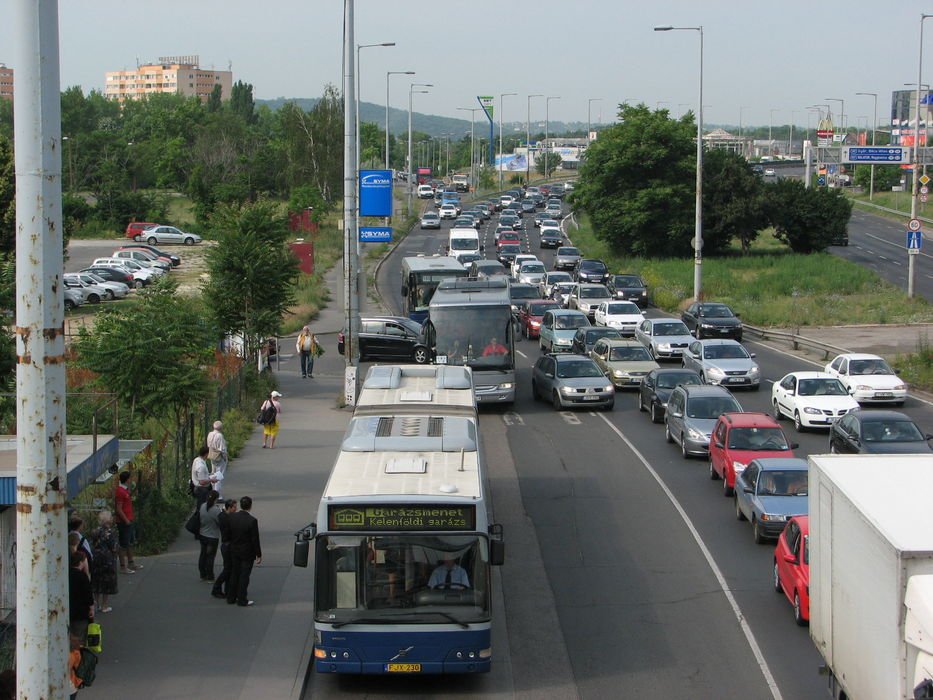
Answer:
[293, 523, 316, 568]
[488, 523, 505, 566]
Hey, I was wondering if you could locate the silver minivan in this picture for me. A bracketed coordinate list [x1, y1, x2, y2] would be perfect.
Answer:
[664, 384, 743, 459]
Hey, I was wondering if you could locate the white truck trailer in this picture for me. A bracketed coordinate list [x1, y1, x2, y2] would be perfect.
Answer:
[809, 454, 933, 700]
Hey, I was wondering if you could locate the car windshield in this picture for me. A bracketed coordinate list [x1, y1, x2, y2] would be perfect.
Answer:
[547, 273, 572, 283]
[585, 329, 620, 343]
[727, 428, 791, 451]
[861, 420, 925, 442]
[609, 346, 652, 362]
[556, 360, 604, 379]
[542, 220, 559, 227]
[701, 305, 734, 318]
[580, 261, 607, 272]
[613, 276, 642, 287]
[655, 322, 690, 336]
[607, 302, 640, 315]
[580, 287, 610, 299]
[757, 470, 808, 497]
[529, 302, 560, 316]
[686, 396, 741, 419]
[703, 344, 749, 360]
[557, 248, 579, 256]
[797, 379, 848, 396]
[555, 315, 590, 330]
[423, 213, 438, 219]
[450, 238, 478, 250]
[849, 358, 894, 375]
[500, 245, 521, 253]
[510, 286, 538, 300]
[656, 373, 701, 389]
[521, 264, 546, 274]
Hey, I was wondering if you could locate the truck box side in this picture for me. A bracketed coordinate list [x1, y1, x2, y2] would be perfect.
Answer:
[809, 455, 933, 700]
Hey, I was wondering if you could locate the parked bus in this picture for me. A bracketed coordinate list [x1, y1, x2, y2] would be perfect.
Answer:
[400, 255, 468, 323]
[293, 364, 504, 674]
[424, 278, 516, 405]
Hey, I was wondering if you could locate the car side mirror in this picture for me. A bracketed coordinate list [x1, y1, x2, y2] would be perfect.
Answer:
[750, 352, 757, 358]
[401, 286, 408, 296]
[790, 443, 800, 450]
[480, 244, 485, 251]
[545, 372, 554, 379]
[787, 390, 795, 396]
[714, 440, 724, 448]
[670, 410, 684, 419]
[735, 313, 741, 318]
[743, 487, 753, 494]
[848, 386, 854, 394]
[926, 434, 933, 441]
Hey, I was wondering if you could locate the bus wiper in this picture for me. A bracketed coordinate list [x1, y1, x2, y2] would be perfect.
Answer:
[331, 612, 469, 629]
[394, 611, 469, 629]
[331, 617, 386, 628]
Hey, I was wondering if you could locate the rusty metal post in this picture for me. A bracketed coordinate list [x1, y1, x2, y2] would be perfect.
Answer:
[13, 0, 68, 696]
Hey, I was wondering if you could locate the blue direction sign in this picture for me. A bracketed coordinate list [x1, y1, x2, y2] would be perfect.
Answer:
[817, 175, 827, 186]
[842, 146, 911, 164]
[907, 230, 923, 252]
[360, 226, 392, 243]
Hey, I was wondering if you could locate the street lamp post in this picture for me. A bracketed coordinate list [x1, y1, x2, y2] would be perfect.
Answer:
[825, 97, 845, 134]
[458, 107, 481, 192]
[738, 106, 749, 157]
[527, 94, 543, 186]
[655, 25, 704, 301]
[789, 110, 799, 158]
[385, 70, 414, 169]
[498, 92, 516, 189]
[855, 92, 878, 199]
[545, 96, 560, 179]
[656, 100, 669, 110]
[588, 98, 601, 143]
[909, 13, 933, 298]
[356, 42, 394, 172]
[407, 83, 432, 216]
[769, 109, 779, 159]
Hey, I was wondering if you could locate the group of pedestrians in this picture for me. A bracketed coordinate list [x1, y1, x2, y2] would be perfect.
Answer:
[191, 420, 263, 607]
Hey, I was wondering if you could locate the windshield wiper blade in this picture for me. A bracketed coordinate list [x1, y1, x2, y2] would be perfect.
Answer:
[331, 612, 469, 629]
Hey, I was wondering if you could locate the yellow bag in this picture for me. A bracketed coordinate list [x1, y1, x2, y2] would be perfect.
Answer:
[86, 622, 102, 653]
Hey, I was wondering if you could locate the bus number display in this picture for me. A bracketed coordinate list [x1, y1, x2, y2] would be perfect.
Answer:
[329, 505, 476, 531]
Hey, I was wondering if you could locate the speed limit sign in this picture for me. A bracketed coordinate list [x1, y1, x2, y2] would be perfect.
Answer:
[923, 186, 930, 195]
[909, 218, 922, 232]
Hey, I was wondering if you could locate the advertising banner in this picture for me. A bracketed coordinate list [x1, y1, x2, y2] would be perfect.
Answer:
[359, 227, 392, 243]
[359, 169, 393, 217]
[478, 95, 494, 122]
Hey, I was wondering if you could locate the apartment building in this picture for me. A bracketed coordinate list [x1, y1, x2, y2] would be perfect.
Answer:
[0, 64, 13, 101]
[104, 55, 232, 103]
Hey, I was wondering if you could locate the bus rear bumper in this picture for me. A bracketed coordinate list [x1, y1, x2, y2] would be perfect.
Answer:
[315, 657, 491, 674]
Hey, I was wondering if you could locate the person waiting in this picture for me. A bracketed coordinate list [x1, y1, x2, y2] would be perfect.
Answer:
[428, 556, 470, 589]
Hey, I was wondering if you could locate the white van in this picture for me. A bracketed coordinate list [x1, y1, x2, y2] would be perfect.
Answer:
[417, 184, 434, 198]
[447, 228, 480, 262]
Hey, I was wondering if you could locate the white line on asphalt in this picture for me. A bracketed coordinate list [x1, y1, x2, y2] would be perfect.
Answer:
[516, 349, 528, 359]
[595, 413, 784, 700]
[560, 411, 581, 425]
[879, 255, 888, 261]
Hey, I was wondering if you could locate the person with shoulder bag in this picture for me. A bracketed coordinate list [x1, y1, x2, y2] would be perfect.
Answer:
[260, 391, 282, 449]
[296, 326, 317, 378]
[198, 490, 223, 582]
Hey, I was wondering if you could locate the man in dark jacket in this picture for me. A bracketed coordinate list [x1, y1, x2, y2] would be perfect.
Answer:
[226, 496, 262, 607]
[211, 499, 237, 599]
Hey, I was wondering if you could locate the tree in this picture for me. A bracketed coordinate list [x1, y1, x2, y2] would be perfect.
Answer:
[72, 278, 216, 427]
[853, 164, 902, 192]
[701, 149, 767, 254]
[201, 200, 299, 356]
[207, 84, 223, 113]
[0, 135, 13, 254]
[276, 86, 343, 203]
[572, 104, 696, 257]
[536, 151, 562, 176]
[229, 81, 257, 125]
[764, 179, 853, 253]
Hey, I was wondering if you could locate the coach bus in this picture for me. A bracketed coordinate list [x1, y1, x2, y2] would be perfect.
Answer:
[293, 365, 504, 674]
[424, 278, 516, 404]
[400, 255, 468, 323]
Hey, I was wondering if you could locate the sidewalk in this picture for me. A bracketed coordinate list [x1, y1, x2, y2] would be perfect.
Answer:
[93, 262, 354, 700]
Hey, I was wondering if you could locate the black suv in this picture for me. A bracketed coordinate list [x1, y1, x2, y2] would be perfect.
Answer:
[337, 316, 430, 363]
[572, 258, 610, 284]
[680, 302, 743, 341]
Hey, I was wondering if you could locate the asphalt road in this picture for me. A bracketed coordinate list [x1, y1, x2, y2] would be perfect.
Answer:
[368, 195, 932, 698]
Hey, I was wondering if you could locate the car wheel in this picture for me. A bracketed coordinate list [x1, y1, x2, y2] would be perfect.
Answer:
[794, 591, 807, 626]
[751, 383, 760, 392]
[664, 422, 674, 444]
[87, 293, 101, 304]
[709, 459, 718, 480]
[147, 237, 157, 245]
[680, 435, 690, 459]
[134, 279, 145, 289]
[773, 561, 783, 593]
[64, 299, 75, 311]
[602, 401, 614, 412]
[648, 346, 657, 360]
[752, 517, 765, 543]
[794, 411, 805, 433]
[552, 391, 562, 411]
[723, 474, 733, 497]
[134, 234, 141, 242]
[412, 346, 430, 364]
[650, 402, 662, 424]
[700, 373, 706, 384]
[735, 496, 747, 521]
[637, 392, 646, 412]
[184, 238, 195, 246]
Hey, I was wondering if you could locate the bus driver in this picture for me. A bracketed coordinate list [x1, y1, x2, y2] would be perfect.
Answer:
[428, 556, 470, 589]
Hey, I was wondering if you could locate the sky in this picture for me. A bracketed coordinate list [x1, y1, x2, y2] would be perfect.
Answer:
[3, 0, 932, 131]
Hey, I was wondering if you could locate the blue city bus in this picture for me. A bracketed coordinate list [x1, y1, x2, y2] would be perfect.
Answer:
[400, 255, 468, 323]
[293, 365, 504, 674]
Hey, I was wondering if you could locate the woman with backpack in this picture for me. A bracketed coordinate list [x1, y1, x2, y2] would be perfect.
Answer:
[260, 391, 282, 449]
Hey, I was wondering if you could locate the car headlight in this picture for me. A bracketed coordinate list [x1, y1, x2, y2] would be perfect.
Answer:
[612, 370, 625, 378]
[855, 384, 872, 391]
[700, 323, 716, 329]
[604, 384, 615, 393]
[803, 407, 822, 415]
[560, 386, 576, 395]
[641, 291, 647, 296]
[687, 427, 706, 441]
[530, 320, 541, 329]
[657, 343, 672, 351]
[732, 461, 747, 474]
[894, 384, 907, 391]
[760, 513, 787, 522]
[749, 366, 760, 376]
[706, 366, 726, 379]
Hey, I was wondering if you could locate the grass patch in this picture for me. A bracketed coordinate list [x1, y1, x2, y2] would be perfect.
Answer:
[166, 194, 196, 226]
[894, 334, 933, 393]
[569, 214, 933, 327]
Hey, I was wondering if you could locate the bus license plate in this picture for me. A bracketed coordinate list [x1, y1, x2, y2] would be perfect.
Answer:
[386, 663, 421, 673]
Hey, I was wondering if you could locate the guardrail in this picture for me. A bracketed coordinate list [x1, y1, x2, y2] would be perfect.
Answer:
[743, 324, 848, 360]
[851, 198, 933, 225]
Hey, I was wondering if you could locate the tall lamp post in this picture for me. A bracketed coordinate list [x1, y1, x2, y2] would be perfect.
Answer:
[407, 82, 432, 216]
[738, 106, 749, 157]
[458, 107, 481, 192]
[356, 42, 394, 172]
[545, 96, 560, 179]
[498, 92, 516, 189]
[655, 25, 704, 301]
[824, 97, 845, 134]
[587, 97, 602, 143]
[909, 13, 933, 298]
[854, 93, 877, 199]
[769, 108, 779, 158]
[526, 94, 542, 185]
[385, 70, 414, 168]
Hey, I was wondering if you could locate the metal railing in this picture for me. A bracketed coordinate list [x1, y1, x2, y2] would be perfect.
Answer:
[743, 324, 849, 360]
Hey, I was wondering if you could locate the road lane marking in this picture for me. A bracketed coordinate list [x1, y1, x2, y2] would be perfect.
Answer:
[595, 413, 784, 700]
[516, 349, 528, 359]
[560, 411, 581, 425]
[502, 412, 524, 426]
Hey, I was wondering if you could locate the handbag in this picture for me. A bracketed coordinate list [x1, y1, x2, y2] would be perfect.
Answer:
[86, 622, 102, 654]
[184, 508, 200, 540]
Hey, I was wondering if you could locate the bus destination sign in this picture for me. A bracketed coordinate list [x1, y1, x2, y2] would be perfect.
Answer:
[329, 504, 476, 531]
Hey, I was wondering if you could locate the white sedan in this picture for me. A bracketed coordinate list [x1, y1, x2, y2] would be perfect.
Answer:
[771, 371, 860, 431]
[824, 353, 908, 405]
[593, 301, 645, 336]
[140, 225, 202, 246]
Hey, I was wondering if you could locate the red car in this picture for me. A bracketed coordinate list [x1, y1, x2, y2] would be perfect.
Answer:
[496, 231, 521, 249]
[125, 222, 158, 240]
[774, 515, 809, 626]
[709, 412, 797, 496]
[517, 299, 561, 339]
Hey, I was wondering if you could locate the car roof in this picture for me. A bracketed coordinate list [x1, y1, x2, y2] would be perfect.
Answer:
[719, 411, 780, 427]
[835, 353, 883, 360]
[853, 410, 914, 423]
[597, 338, 645, 347]
[553, 353, 598, 363]
[783, 371, 836, 380]
[577, 283, 608, 289]
[677, 384, 736, 398]
[748, 458, 808, 471]
[551, 308, 588, 317]
[696, 339, 743, 346]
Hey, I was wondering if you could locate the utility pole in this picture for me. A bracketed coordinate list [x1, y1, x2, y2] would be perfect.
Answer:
[406, 83, 431, 216]
[385, 70, 414, 168]
[498, 92, 516, 190]
[526, 94, 542, 186]
[13, 1, 69, 696]
[343, 0, 360, 398]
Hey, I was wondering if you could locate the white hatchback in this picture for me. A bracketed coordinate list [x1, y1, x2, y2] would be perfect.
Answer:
[771, 371, 860, 431]
[824, 353, 908, 405]
[593, 301, 645, 336]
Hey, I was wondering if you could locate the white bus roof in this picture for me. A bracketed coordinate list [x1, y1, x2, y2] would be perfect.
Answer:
[402, 256, 466, 273]
[356, 365, 475, 415]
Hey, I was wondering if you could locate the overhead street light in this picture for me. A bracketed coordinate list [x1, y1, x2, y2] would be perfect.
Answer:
[356, 42, 395, 173]
[407, 83, 432, 216]
[499, 92, 517, 190]
[526, 95, 543, 186]
[458, 107, 481, 193]
[588, 97, 602, 143]
[655, 24, 705, 301]
[769, 108, 779, 158]
[856, 91, 878, 200]
[545, 96, 560, 179]
[385, 70, 415, 169]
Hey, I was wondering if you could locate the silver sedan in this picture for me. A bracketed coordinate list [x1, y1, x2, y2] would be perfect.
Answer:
[141, 225, 202, 246]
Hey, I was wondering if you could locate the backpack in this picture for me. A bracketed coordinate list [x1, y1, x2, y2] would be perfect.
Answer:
[256, 401, 277, 425]
[75, 647, 97, 687]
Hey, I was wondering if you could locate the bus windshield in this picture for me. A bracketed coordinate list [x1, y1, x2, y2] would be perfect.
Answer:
[429, 306, 513, 370]
[315, 534, 490, 623]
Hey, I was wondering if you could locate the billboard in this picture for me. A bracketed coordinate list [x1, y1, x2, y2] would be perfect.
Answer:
[478, 96, 494, 121]
[359, 169, 393, 217]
